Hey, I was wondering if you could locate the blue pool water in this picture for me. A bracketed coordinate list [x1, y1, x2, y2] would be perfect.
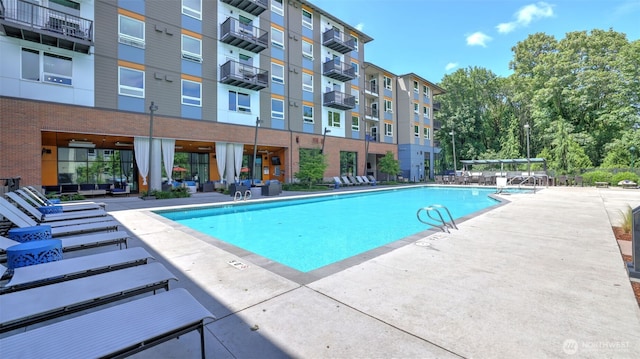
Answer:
[157, 187, 500, 272]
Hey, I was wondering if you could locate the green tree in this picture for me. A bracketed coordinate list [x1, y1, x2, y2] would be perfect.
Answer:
[378, 151, 400, 181]
[295, 148, 327, 188]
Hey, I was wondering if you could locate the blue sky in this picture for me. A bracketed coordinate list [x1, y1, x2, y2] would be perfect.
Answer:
[308, 0, 640, 83]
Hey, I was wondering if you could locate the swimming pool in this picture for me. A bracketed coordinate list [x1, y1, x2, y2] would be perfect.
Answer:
[157, 186, 500, 272]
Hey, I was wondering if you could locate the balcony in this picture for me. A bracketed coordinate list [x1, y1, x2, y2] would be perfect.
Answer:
[0, 0, 93, 54]
[220, 60, 268, 91]
[364, 81, 378, 95]
[220, 17, 268, 53]
[364, 106, 379, 120]
[322, 59, 356, 82]
[323, 90, 355, 110]
[433, 102, 441, 111]
[433, 120, 442, 130]
[322, 28, 355, 54]
[220, 0, 268, 16]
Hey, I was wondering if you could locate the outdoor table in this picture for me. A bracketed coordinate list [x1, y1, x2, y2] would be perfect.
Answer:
[8, 225, 52, 243]
[6, 239, 63, 269]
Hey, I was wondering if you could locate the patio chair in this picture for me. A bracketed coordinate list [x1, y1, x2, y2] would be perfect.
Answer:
[348, 175, 362, 185]
[0, 288, 215, 359]
[5, 192, 108, 223]
[334, 176, 351, 186]
[1, 231, 130, 260]
[0, 198, 119, 238]
[340, 176, 356, 186]
[0, 262, 177, 333]
[22, 187, 105, 211]
[366, 175, 377, 185]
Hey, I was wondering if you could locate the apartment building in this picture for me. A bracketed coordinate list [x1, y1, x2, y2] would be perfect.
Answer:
[0, 0, 440, 193]
[396, 73, 445, 181]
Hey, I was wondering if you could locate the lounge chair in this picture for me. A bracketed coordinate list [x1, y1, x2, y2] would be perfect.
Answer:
[333, 176, 350, 187]
[1, 247, 152, 293]
[21, 187, 105, 211]
[0, 262, 177, 333]
[5, 192, 108, 222]
[0, 198, 119, 237]
[367, 175, 377, 185]
[0, 288, 215, 358]
[342, 176, 356, 186]
[0, 230, 130, 260]
[348, 175, 362, 185]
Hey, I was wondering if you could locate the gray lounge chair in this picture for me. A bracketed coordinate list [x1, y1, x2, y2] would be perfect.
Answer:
[342, 176, 356, 186]
[21, 187, 105, 211]
[0, 262, 177, 333]
[0, 198, 119, 237]
[0, 231, 130, 259]
[0, 288, 215, 359]
[1, 247, 151, 293]
[6, 192, 108, 222]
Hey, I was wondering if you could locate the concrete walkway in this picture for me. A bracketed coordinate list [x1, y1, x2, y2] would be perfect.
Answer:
[95, 186, 640, 358]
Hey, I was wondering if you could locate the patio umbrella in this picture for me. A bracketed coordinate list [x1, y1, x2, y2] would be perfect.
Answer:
[172, 166, 187, 180]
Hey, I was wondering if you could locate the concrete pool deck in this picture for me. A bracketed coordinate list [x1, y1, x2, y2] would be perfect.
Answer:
[93, 186, 640, 358]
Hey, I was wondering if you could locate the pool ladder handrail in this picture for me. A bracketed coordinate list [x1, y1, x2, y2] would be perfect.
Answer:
[233, 190, 252, 201]
[416, 204, 458, 233]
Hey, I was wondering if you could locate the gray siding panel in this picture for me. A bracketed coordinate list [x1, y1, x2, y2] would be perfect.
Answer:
[94, 0, 120, 109]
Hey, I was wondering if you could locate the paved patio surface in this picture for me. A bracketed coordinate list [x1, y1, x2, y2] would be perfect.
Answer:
[86, 186, 640, 358]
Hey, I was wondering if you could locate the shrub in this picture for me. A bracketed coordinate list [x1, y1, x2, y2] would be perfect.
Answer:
[619, 205, 633, 233]
[611, 171, 639, 186]
[582, 171, 613, 185]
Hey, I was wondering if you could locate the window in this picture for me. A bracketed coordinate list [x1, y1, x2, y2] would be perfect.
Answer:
[414, 125, 420, 137]
[239, 53, 252, 66]
[384, 99, 393, 113]
[302, 73, 313, 92]
[302, 9, 312, 29]
[272, 27, 284, 49]
[352, 116, 359, 131]
[424, 127, 431, 139]
[182, 0, 201, 20]
[423, 106, 429, 118]
[423, 85, 430, 97]
[118, 15, 145, 48]
[351, 61, 359, 77]
[238, 15, 253, 33]
[271, 98, 284, 120]
[271, 0, 283, 16]
[303, 104, 314, 123]
[271, 62, 284, 84]
[328, 110, 341, 127]
[351, 35, 358, 50]
[351, 88, 359, 105]
[384, 123, 393, 136]
[413, 103, 419, 113]
[229, 90, 251, 113]
[118, 67, 144, 97]
[384, 76, 392, 90]
[181, 34, 202, 62]
[181, 79, 201, 106]
[302, 40, 313, 59]
[21, 48, 39, 81]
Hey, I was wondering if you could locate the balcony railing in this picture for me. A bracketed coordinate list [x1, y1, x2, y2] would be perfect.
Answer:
[433, 102, 441, 111]
[433, 120, 442, 130]
[220, 0, 268, 16]
[219, 60, 268, 91]
[322, 59, 356, 82]
[323, 90, 355, 110]
[364, 106, 379, 120]
[365, 81, 378, 94]
[220, 17, 268, 53]
[322, 28, 355, 54]
[0, 0, 93, 53]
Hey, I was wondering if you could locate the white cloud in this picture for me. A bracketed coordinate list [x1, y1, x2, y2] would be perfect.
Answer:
[496, 2, 554, 34]
[466, 32, 492, 47]
[355, 23, 365, 31]
[445, 62, 458, 71]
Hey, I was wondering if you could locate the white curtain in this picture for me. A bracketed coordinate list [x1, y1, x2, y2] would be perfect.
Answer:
[233, 143, 244, 180]
[215, 142, 227, 182]
[161, 139, 175, 184]
[134, 137, 150, 185]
